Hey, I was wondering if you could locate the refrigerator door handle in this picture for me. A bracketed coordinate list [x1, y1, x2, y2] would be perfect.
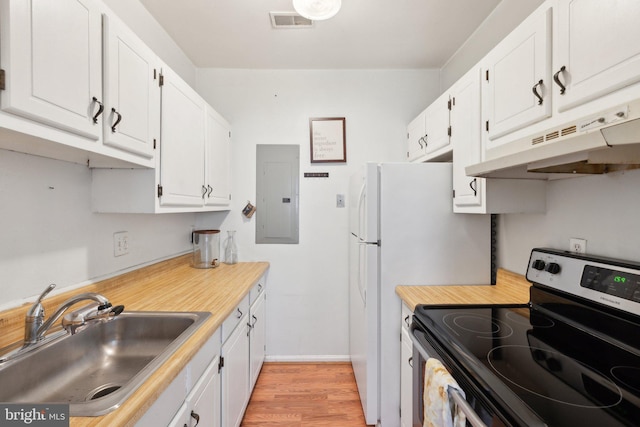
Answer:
[357, 182, 367, 240]
[358, 242, 367, 305]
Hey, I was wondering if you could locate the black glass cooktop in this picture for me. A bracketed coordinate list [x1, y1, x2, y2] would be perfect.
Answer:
[414, 294, 640, 427]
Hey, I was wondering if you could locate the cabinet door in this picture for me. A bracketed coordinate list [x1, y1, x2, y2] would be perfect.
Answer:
[452, 69, 484, 211]
[103, 14, 159, 159]
[221, 316, 250, 427]
[424, 92, 451, 155]
[187, 356, 221, 427]
[204, 106, 232, 207]
[249, 292, 266, 390]
[555, 0, 640, 112]
[400, 324, 413, 427]
[484, 6, 552, 143]
[0, 0, 102, 140]
[406, 111, 427, 162]
[159, 67, 205, 207]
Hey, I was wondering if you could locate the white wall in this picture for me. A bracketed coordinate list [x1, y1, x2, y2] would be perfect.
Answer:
[0, 149, 198, 309]
[195, 68, 440, 359]
[498, 169, 640, 275]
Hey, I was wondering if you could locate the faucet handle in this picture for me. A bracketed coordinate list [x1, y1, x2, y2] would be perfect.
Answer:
[27, 284, 56, 317]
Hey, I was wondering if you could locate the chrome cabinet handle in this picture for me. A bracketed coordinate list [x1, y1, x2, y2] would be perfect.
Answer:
[553, 65, 567, 95]
[91, 97, 104, 123]
[111, 108, 122, 133]
[190, 410, 200, 427]
[532, 79, 544, 105]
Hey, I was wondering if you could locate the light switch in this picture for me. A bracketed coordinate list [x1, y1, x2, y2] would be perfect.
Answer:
[336, 194, 345, 208]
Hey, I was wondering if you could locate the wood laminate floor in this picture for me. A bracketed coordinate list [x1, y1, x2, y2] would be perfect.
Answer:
[241, 362, 368, 427]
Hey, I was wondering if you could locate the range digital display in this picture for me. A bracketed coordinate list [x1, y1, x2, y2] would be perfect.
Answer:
[581, 265, 640, 302]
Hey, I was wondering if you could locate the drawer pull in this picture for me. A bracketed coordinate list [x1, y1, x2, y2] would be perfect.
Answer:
[236, 308, 243, 318]
[91, 97, 104, 124]
[404, 315, 410, 327]
[190, 410, 200, 427]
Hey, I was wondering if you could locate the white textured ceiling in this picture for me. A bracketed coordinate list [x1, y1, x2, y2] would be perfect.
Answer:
[138, 0, 502, 69]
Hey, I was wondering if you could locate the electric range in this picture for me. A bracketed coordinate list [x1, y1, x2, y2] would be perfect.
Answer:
[411, 248, 640, 427]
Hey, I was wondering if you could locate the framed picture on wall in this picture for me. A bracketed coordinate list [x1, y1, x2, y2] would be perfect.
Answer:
[309, 117, 346, 163]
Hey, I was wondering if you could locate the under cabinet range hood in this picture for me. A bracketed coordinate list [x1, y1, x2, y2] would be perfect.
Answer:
[466, 102, 640, 179]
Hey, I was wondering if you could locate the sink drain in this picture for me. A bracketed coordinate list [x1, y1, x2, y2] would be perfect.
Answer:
[86, 384, 122, 401]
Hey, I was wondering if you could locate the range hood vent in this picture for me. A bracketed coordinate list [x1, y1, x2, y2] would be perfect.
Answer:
[270, 12, 314, 28]
[466, 102, 640, 179]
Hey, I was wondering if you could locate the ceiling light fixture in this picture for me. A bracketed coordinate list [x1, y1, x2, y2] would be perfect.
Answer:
[292, 0, 342, 21]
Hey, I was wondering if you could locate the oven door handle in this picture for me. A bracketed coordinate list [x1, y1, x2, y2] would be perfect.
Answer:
[448, 387, 488, 427]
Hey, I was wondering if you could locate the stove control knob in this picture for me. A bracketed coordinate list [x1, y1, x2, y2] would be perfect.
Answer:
[546, 262, 561, 274]
[532, 259, 546, 271]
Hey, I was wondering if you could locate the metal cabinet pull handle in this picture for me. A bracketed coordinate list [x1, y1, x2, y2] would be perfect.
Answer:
[190, 410, 200, 427]
[258, 283, 263, 293]
[417, 137, 424, 149]
[236, 308, 243, 318]
[469, 178, 477, 197]
[207, 185, 213, 198]
[252, 314, 258, 327]
[408, 356, 413, 368]
[404, 315, 410, 327]
[532, 79, 544, 105]
[91, 97, 104, 124]
[201, 185, 207, 199]
[111, 108, 122, 133]
[553, 65, 567, 94]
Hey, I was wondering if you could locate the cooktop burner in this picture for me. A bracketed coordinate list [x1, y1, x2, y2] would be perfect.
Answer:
[414, 302, 640, 427]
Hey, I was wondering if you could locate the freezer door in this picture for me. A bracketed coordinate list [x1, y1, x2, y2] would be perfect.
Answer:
[349, 163, 379, 243]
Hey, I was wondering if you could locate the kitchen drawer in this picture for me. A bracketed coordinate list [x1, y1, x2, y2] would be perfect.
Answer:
[249, 279, 266, 307]
[187, 327, 221, 390]
[221, 295, 249, 343]
[401, 303, 413, 332]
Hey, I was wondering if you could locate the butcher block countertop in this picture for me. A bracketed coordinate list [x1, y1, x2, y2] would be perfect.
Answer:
[0, 254, 269, 427]
[396, 268, 531, 310]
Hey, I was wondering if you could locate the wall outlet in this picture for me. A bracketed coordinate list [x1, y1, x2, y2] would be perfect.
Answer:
[569, 238, 586, 254]
[336, 194, 345, 208]
[114, 231, 129, 257]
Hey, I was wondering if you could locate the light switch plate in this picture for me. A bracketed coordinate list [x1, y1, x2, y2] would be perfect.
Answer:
[336, 194, 345, 208]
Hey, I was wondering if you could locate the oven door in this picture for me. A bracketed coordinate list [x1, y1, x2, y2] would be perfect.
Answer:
[411, 322, 506, 427]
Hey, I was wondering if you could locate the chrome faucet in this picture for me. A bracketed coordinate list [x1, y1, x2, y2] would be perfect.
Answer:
[24, 284, 115, 345]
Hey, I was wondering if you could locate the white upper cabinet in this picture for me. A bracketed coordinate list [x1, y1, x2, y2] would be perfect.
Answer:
[483, 5, 553, 144]
[424, 91, 451, 157]
[158, 66, 206, 208]
[0, 0, 103, 140]
[102, 13, 159, 160]
[554, 0, 640, 112]
[452, 69, 483, 210]
[406, 91, 452, 163]
[406, 110, 428, 162]
[204, 106, 232, 207]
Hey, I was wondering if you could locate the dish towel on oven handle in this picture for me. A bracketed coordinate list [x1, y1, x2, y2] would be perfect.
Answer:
[423, 358, 466, 427]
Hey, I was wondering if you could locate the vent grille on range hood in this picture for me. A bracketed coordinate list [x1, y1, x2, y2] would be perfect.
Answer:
[466, 103, 640, 179]
[270, 12, 314, 28]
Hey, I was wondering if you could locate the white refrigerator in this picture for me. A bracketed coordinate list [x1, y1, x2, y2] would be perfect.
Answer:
[348, 162, 490, 426]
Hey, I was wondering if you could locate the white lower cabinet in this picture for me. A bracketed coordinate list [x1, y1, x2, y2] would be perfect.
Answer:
[220, 278, 267, 427]
[400, 303, 413, 427]
[169, 356, 222, 427]
[249, 290, 266, 390]
[221, 309, 250, 427]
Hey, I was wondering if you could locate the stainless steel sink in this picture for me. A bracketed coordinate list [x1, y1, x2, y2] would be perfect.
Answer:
[0, 311, 211, 416]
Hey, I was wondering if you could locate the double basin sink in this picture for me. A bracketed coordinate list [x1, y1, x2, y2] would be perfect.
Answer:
[0, 311, 211, 416]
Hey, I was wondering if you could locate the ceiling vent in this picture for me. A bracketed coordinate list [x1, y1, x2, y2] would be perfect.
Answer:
[270, 12, 314, 29]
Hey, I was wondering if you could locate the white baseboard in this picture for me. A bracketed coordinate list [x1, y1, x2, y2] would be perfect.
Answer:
[265, 355, 351, 363]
